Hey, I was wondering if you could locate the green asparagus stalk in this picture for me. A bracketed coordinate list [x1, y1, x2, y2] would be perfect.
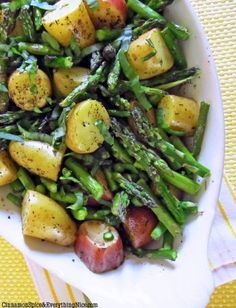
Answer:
[60, 63, 106, 107]
[10, 179, 24, 193]
[151, 223, 166, 240]
[131, 106, 210, 177]
[17, 167, 35, 190]
[65, 158, 104, 200]
[111, 191, 130, 222]
[141, 67, 199, 87]
[96, 28, 122, 42]
[147, 0, 174, 11]
[104, 167, 118, 192]
[128, 0, 189, 40]
[19, 5, 36, 42]
[107, 55, 121, 91]
[35, 184, 46, 194]
[17, 41, 60, 56]
[17, 124, 54, 145]
[128, 246, 177, 261]
[119, 50, 152, 110]
[114, 173, 181, 237]
[114, 163, 139, 174]
[33, 6, 43, 31]
[111, 118, 200, 195]
[170, 136, 210, 177]
[41, 31, 60, 51]
[50, 192, 77, 204]
[108, 110, 130, 117]
[44, 56, 73, 68]
[7, 193, 22, 206]
[167, 22, 190, 41]
[0, 57, 9, 112]
[192, 101, 210, 158]
[110, 139, 133, 164]
[162, 231, 174, 249]
[133, 19, 164, 38]
[161, 27, 187, 68]
[40, 177, 57, 193]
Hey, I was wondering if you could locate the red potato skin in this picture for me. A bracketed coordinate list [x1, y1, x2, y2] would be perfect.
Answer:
[87, 169, 113, 206]
[75, 222, 124, 273]
[86, 0, 127, 29]
[124, 207, 158, 248]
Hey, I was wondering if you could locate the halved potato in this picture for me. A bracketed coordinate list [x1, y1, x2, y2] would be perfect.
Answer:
[127, 28, 174, 80]
[8, 69, 51, 111]
[86, 0, 127, 29]
[42, 0, 96, 48]
[22, 190, 77, 246]
[53, 67, 90, 97]
[75, 220, 124, 273]
[9, 141, 64, 181]
[157, 95, 199, 135]
[66, 99, 110, 154]
[0, 151, 17, 186]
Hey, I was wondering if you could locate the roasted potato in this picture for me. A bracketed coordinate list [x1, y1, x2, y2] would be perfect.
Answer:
[86, 0, 127, 29]
[157, 95, 200, 135]
[87, 169, 113, 206]
[53, 67, 90, 97]
[9, 141, 64, 181]
[0, 151, 17, 186]
[75, 220, 124, 273]
[127, 28, 174, 80]
[22, 190, 77, 246]
[66, 99, 110, 154]
[8, 69, 51, 111]
[42, 0, 96, 48]
[124, 206, 158, 248]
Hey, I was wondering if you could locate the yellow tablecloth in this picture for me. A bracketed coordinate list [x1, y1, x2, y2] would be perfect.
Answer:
[0, 0, 235, 306]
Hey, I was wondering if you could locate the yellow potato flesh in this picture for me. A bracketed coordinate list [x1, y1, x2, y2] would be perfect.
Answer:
[53, 67, 90, 97]
[66, 99, 110, 154]
[9, 141, 64, 181]
[8, 69, 51, 111]
[22, 190, 77, 246]
[42, 0, 96, 48]
[0, 151, 17, 186]
[159, 95, 199, 135]
[127, 28, 174, 80]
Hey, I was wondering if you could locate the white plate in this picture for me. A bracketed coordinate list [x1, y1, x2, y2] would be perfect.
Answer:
[0, 1, 224, 307]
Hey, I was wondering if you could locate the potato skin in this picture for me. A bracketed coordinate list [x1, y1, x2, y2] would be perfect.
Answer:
[9, 141, 64, 181]
[66, 99, 110, 154]
[75, 221, 124, 273]
[42, 0, 95, 48]
[8, 69, 51, 111]
[86, 0, 127, 29]
[22, 190, 77, 246]
[158, 95, 200, 135]
[127, 28, 174, 80]
[124, 207, 158, 248]
[0, 151, 17, 186]
[53, 67, 90, 97]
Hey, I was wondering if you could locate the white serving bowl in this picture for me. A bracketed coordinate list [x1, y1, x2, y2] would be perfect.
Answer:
[0, 0, 224, 307]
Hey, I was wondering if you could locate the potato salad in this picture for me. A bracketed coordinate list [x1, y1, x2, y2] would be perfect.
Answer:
[0, 0, 210, 273]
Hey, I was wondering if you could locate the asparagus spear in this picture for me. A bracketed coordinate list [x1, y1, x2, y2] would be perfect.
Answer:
[141, 67, 199, 87]
[128, 246, 177, 261]
[111, 118, 200, 195]
[133, 19, 165, 38]
[107, 55, 121, 91]
[65, 158, 104, 201]
[50, 192, 77, 204]
[147, 0, 174, 11]
[96, 28, 122, 42]
[161, 27, 187, 68]
[192, 101, 210, 158]
[0, 57, 9, 112]
[114, 173, 181, 237]
[17, 168, 35, 190]
[127, 0, 189, 40]
[19, 5, 36, 43]
[104, 167, 118, 192]
[119, 50, 152, 110]
[131, 106, 210, 177]
[60, 62, 107, 107]
[18, 42, 62, 56]
[44, 56, 73, 68]
[10, 179, 24, 193]
[40, 177, 57, 193]
[111, 191, 130, 222]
